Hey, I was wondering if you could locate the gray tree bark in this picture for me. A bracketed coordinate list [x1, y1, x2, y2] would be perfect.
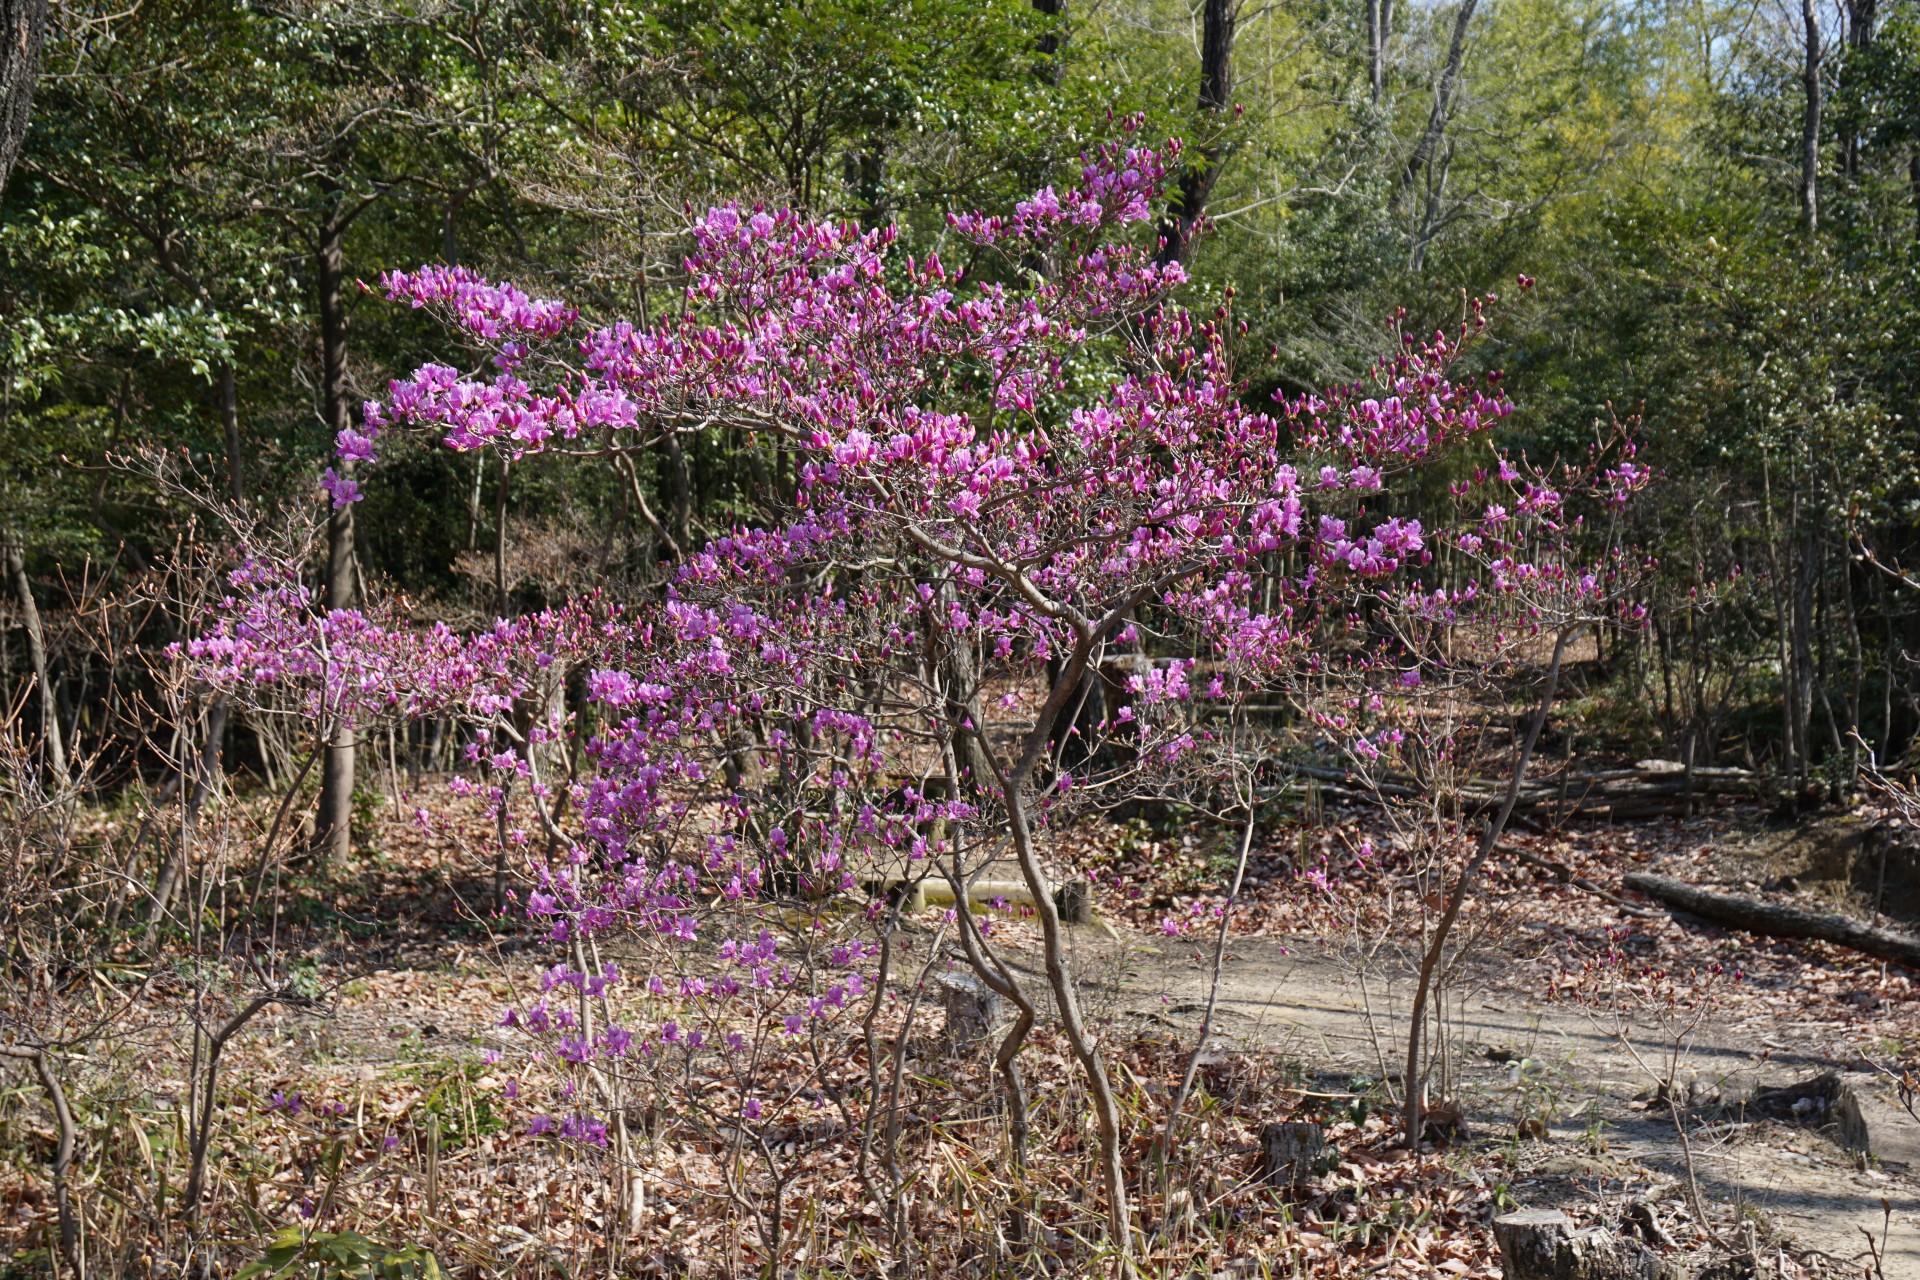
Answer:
[1911, 149, 1920, 242]
[1398, 0, 1479, 216]
[5, 537, 67, 786]
[0, 1048, 80, 1279]
[1800, 0, 1823, 232]
[0, 0, 47, 195]
[220, 363, 245, 505]
[1032, 0, 1066, 74]
[1493, 1209, 1668, 1280]
[313, 202, 357, 862]
[1367, 0, 1394, 102]
[1841, 0, 1877, 179]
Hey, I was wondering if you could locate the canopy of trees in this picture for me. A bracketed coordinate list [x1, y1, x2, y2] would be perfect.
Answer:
[5, 0, 1917, 799]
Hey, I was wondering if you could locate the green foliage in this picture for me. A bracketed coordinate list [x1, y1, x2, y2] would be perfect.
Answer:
[397, 1057, 507, 1148]
[6, 0, 1920, 770]
[635, 0, 1060, 215]
[235, 1228, 445, 1280]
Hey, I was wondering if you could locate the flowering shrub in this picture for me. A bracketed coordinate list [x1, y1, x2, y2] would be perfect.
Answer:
[183, 128, 1647, 1257]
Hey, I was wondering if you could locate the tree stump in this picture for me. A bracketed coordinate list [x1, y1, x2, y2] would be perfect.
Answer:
[1836, 1083, 1871, 1154]
[935, 971, 1004, 1054]
[1743, 1071, 1871, 1154]
[1257, 1121, 1324, 1186]
[1421, 1098, 1472, 1145]
[1494, 1208, 1672, 1280]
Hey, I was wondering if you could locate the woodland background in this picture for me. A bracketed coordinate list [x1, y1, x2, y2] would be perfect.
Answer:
[0, 0, 1916, 792]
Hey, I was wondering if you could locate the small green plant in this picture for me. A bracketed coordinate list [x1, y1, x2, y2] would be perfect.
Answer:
[1509, 1055, 1559, 1130]
[1581, 1115, 1613, 1154]
[236, 1228, 445, 1280]
[288, 959, 326, 1001]
[398, 1057, 506, 1147]
[1, 1249, 55, 1279]
[350, 785, 386, 854]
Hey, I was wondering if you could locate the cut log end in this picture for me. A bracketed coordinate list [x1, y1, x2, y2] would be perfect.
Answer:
[1742, 1071, 1872, 1153]
[1494, 1208, 1676, 1280]
[935, 971, 1006, 1055]
[1257, 1121, 1325, 1186]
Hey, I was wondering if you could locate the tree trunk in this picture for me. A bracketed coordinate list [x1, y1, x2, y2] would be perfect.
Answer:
[850, 145, 887, 228]
[1044, 649, 1106, 773]
[494, 454, 510, 616]
[1841, 0, 1875, 181]
[1001, 767, 1132, 1253]
[1910, 148, 1919, 242]
[1398, 0, 1478, 217]
[1155, 0, 1235, 269]
[1842, 552, 1865, 785]
[5, 537, 66, 787]
[190, 698, 229, 823]
[1032, 0, 1065, 68]
[0, 0, 47, 195]
[313, 209, 357, 862]
[1367, 0, 1392, 102]
[1409, 138, 1455, 271]
[938, 600, 996, 794]
[1800, 0, 1822, 233]
[1762, 452, 1802, 787]
[1623, 872, 1920, 966]
[0, 1049, 81, 1279]
[182, 993, 285, 1218]
[1793, 523, 1816, 785]
[987, 631, 1138, 1254]
[219, 362, 245, 505]
[148, 696, 228, 930]
[466, 453, 484, 552]
[664, 432, 692, 554]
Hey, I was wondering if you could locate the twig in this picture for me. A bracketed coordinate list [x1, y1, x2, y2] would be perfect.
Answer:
[1402, 624, 1582, 1148]
[183, 987, 315, 1217]
[1858, 1198, 1891, 1280]
[1157, 804, 1258, 1168]
[0, 1046, 83, 1279]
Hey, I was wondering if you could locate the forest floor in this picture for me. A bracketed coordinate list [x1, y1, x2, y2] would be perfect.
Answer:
[1077, 914, 1920, 1273]
[7, 795, 1920, 1277]
[1064, 803, 1920, 1274]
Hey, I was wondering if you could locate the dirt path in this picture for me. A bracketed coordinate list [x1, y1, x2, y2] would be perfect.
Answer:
[1058, 924, 1920, 1274]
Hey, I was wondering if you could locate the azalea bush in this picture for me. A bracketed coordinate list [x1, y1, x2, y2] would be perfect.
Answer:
[182, 128, 1648, 1266]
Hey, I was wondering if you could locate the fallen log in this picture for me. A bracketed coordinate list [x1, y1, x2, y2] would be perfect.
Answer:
[1265, 758, 1769, 821]
[1622, 872, 1920, 968]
